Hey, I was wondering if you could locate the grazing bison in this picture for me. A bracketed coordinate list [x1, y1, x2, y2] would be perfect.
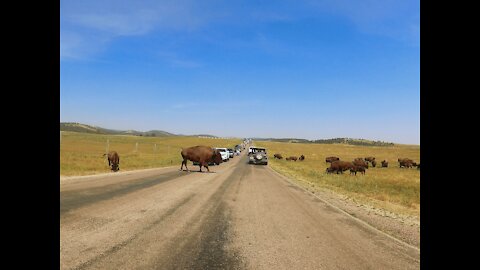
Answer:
[398, 158, 414, 163]
[381, 160, 388, 168]
[273, 153, 283, 159]
[329, 161, 354, 174]
[365, 157, 376, 163]
[371, 160, 377, 167]
[352, 159, 369, 169]
[350, 165, 366, 175]
[399, 160, 415, 168]
[326, 156, 340, 163]
[299, 155, 305, 161]
[286, 156, 298, 161]
[398, 158, 417, 168]
[180, 146, 223, 172]
[103, 151, 120, 172]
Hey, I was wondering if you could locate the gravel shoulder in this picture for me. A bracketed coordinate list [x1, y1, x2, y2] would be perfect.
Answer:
[268, 167, 420, 249]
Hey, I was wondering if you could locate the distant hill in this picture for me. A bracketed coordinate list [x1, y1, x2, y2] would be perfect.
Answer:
[310, 138, 394, 146]
[254, 137, 394, 146]
[60, 122, 177, 137]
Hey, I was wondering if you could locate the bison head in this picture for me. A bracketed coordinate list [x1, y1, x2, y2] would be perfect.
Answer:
[212, 150, 223, 165]
[111, 163, 119, 172]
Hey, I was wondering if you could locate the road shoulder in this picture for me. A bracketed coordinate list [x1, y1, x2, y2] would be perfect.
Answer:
[267, 166, 420, 249]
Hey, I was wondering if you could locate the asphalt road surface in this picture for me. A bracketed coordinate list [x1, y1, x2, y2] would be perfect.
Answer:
[60, 152, 420, 270]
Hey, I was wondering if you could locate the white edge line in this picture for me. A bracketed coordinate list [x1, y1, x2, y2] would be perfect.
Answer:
[60, 166, 178, 182]
[266, 166, 420, 253]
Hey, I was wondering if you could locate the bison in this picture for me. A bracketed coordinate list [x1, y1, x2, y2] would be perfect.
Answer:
[381, 160, 388, 168]
[371, 160, 377, 167]
[273, 153, 283, 159]
[299, 155, 305, 161]
[365, 157, 376, 163]
[180, 146, 223, 172]
[329, 161, 354, 174]
[326, 156, 340, 163]
[286, 156, 298, 161]
[103, 151, 120, 172]
[352, 159, 369, 169]
[399, 158, 416, 168]
[399, 160, 415, 168]
[350, 165, 366, 175]
[326, 167, 336, 174]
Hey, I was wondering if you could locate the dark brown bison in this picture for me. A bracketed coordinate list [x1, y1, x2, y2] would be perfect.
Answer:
[399, 160, 415, 168]
[103, 151, 120, 172]
[371, 160, 377, 167]
[326, 167, 335, 174]
[326, 156, 340, 163]
[286, 156, 298, 161]
[180, 146, 223, 172]
[273, 153, 283, 159]
[399, 158, 416, 168]
[299, 155, 305, 161]
[381, 160, 388, 167]
[365, 157, 376, 163]
[329, 161, 354, 174]
[398, 158, 414, 163]
[352, 159, 369, 169]
[350, 165, 366, 175]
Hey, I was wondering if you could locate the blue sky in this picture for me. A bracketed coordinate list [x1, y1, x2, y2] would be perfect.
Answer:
[60, 0, 420, 144]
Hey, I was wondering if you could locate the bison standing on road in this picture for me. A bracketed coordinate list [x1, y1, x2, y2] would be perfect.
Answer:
[273, 153, 283, 159]
[326, 156, 340, 163]
[103, 151, 120, 172]
[180, 146, 223, 172]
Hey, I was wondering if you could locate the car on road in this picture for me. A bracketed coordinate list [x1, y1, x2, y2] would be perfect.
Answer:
[227, 148, 234, 158]
[215, 147, 230, 162]
[248, 147, 268, 165]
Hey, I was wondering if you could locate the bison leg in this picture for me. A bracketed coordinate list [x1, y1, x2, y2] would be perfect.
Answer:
[180, 159, 189, 171]
[180, 160, 185, 171]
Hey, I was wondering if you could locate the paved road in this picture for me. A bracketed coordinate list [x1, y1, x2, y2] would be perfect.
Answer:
[60, 152, 420, 270]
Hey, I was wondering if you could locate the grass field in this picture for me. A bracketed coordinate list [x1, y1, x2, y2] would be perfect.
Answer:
[254, 141, 420, 217]
[60, 131, 242, 176]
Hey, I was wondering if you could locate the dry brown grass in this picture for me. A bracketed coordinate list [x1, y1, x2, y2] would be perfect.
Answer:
[254, 141, 420, 217]
[60, 131, 241, 176]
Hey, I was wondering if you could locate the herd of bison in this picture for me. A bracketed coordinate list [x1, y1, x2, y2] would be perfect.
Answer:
[103, 147, 420, 176]
[273, 153, 419, 175]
